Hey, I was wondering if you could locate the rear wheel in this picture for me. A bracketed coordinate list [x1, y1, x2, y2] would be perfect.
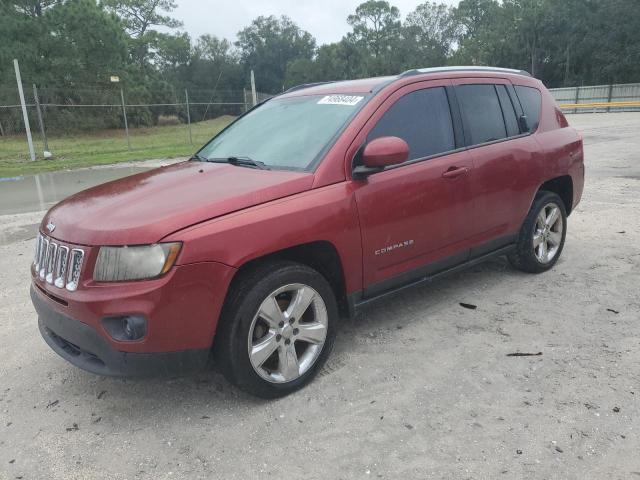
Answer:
[214, 261, 337, 398]
[508, 191, 567, 273]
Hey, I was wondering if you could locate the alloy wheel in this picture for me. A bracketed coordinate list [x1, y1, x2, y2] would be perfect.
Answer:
[533, 202, 563, 264]
[248, 283, 328, 383]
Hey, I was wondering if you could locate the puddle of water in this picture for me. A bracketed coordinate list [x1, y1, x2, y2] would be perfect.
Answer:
[0, 166, 150, 215]
[0, 223, 39, 246]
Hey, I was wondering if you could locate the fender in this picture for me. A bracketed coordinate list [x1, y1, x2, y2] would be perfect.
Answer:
[162, 181, 363, 296]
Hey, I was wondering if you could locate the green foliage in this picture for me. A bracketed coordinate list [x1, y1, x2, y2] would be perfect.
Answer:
[347, 1, 401, 60]
[236, 15, 316, 92]
[2, 0, 640, 137]
[102, 0, 183, 69]
[448, 0, 640, 85]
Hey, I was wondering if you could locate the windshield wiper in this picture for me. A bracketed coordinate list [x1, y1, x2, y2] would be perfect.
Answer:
[226, 156, 270, 170]
[191, 154, 270, 169]
[189, 153, 209, 162]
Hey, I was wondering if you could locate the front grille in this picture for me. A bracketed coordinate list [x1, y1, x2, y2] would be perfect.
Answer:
[34, 233, 85, 292]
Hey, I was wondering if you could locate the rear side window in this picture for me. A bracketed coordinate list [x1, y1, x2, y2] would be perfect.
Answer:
[456, 84, 507, 146]
[496, 85, 520, 137]
[368, 87, 455, 161]
[515, 85, 542, 132]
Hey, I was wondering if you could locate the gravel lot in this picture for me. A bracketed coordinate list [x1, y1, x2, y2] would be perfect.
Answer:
[1, 113, 639, 480]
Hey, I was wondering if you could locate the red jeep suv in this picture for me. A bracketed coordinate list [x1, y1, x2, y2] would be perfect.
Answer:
[31, 67, 584, 397]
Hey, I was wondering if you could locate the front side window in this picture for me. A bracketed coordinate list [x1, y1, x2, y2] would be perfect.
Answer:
[515, 85, 542, 132]
[456, 84, 507, 146]
[198, 94, 368, 171]
[368, 87, 455, 162]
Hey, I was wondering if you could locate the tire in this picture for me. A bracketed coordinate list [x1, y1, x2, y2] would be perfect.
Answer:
[508, 191, 567, 273]
[214, 261, 338, 398]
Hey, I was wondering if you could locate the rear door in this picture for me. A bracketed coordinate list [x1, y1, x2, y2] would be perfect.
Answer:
[453, 78, 541, 254]
[352, 80, 475, 296]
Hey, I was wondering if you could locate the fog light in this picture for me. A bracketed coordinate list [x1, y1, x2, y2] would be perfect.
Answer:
[102, 315, 147, 341]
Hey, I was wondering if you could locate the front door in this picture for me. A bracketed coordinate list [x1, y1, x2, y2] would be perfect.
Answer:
[352, 81, 476, 297]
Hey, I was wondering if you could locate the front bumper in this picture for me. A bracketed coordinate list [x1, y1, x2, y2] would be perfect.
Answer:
[32, 286, 209, 376]
[31, 257, 237, 376]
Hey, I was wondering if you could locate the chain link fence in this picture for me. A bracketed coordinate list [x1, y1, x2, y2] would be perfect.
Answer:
[0, 82, 272, 167]
[0, 85, 273, 134]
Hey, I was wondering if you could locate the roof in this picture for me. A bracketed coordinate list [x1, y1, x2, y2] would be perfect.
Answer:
[401, 66, 531, 77]
[280, 76, 396, 97]
[280, 66, 533, 98]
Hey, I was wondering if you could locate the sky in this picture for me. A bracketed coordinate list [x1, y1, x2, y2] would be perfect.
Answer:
[170, 0, 460, 46]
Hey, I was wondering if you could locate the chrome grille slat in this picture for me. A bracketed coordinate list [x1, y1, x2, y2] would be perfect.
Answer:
[33, 233, 84, 291]
[66, 249, 84, 292]
[35, 234, 42, 271]
[39, 237, 49, 280]
[54, 246, 69, 288]
[34, 233, 42, 267]
[45, 242, 58, 283]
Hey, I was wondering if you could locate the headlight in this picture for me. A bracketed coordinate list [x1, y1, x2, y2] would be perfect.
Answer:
[93, 243, 181, 282]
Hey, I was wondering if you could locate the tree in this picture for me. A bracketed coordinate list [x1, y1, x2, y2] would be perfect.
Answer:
[346, 0, 401, 74]
[103, 0, 183, 69]
[313, 40, 368, 80]
[12, 0, 60, 17]
[449, 0, 506, 66]
[181, 34, 244, 92]
[402, 2, 457, 68]
[236, 15, 316, 92]
[153, 31, 191, 70]
[194, 35, 237, 64]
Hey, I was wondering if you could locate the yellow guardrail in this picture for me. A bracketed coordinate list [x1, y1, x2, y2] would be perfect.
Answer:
[559, 101, 640, 109]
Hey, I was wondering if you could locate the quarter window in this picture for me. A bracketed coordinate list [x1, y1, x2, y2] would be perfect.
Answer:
[368, 87, 455, 162]
[456, 84, 507, 146]
[515, 85, 542, 132]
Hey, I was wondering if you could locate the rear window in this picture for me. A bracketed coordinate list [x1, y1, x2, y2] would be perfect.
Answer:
[456, 84, 507, 146]
[515, 85, 542, 132]
[368, 87, 455, 161]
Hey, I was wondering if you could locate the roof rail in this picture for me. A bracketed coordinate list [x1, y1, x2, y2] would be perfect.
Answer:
[400, 66, 532, 78]
[284, 81, 337, 93]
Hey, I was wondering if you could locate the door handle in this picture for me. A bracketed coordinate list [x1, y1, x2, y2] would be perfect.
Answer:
[442, 166, 470, 179]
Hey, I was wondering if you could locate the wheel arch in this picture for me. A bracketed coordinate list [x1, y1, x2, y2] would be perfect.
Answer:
[537, 175, 574, 214]
[227, 241, 351, 319]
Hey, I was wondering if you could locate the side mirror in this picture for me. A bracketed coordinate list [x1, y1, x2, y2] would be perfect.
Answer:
[353, 136, 409, 179]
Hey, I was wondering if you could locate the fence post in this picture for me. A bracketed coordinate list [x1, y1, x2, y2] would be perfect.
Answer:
[33, 84, 49, 154]
[14, 59, 36, 161]
[120, 87, 131, 151]
[573, 86, 580, 114]
[606, 84, 613, 113]
[185, 89, 192, 145]
[250, 70, 257, 107]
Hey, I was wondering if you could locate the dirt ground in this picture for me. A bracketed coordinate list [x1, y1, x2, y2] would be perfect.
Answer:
[1, 113, 639, 480]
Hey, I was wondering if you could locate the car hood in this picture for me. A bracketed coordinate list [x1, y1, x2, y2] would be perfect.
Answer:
[42, 161, 314, 246]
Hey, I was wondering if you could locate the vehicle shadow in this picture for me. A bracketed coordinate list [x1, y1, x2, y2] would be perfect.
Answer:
[48, 254, 527, 419]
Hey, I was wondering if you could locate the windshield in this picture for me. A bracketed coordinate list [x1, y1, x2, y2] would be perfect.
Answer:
[197, 94, 368, 171]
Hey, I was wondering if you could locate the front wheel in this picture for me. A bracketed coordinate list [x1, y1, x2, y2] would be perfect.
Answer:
[214, 261, 337, 398]
[508, 191, 567, 273]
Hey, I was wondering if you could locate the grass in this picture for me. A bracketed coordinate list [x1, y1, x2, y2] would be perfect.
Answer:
[0, 116, 235, 177]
